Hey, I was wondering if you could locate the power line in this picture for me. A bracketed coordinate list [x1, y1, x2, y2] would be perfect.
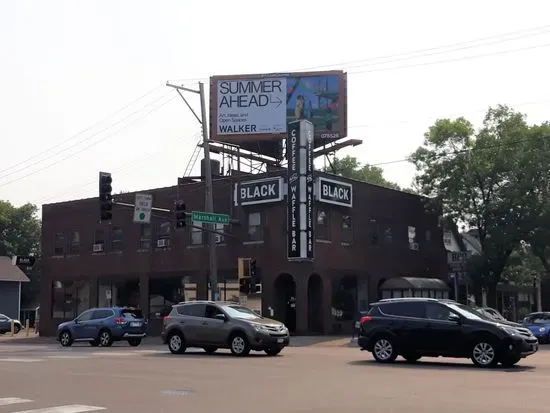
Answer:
[0, 95, 177, 189]
[167, 24, 550, 83]
[0, 91, 173, 181]
[0, 84, 164, 176]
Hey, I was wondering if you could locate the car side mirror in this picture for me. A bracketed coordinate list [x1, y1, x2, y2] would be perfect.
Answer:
[215, 313, 227, 322]
[448, 313, 461, 323]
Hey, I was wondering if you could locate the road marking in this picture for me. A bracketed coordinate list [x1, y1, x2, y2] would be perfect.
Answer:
[13, 405, 106, 413]
[45, 355, 90, 360]
[90, 351, 133, 356]
[0, 358, 43, 363]
[0, 398, 33, 406]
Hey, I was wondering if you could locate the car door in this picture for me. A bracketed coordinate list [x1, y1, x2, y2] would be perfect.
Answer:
[87, 309, 114, 338]
[201, 305, 229, 346]
[175, 303, 206, 345]
[378, 301, 429, 352]
[0, 314, 9, 333]
[72, 310, 94, 339]
[424, 302, 462, 355]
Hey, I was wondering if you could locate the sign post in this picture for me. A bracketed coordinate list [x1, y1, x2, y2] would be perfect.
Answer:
[133, 193, 153, 224]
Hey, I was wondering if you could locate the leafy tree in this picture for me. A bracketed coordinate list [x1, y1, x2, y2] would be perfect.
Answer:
[410, 105, 536, 303]
[501, 242, 545, 286]
[0, 201, 41, 306]
[324, 155, 402, 190]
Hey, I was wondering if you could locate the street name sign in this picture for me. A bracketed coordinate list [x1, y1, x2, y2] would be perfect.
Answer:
[191, 211, 230, 225]
[133, 193, 153, 224]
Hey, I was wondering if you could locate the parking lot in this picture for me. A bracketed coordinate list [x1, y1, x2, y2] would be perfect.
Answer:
[0, 340, 549, 413]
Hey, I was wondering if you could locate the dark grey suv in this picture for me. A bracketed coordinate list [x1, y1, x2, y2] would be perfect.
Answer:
[161, 301, 290, 356]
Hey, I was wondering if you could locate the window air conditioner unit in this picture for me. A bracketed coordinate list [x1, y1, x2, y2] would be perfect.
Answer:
[255, 283, 262, 294]
[157, 238, 170, 248]
[92, 243, 104, 253]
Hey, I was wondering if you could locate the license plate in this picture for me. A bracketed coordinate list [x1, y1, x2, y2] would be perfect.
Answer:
[130, 322, 141, 327]
[277, 338, 284, 343]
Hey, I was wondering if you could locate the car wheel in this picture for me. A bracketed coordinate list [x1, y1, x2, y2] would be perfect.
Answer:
[471, 340, 497, 367]
[59, 330, 73, 347]
[229, 333, 250, 356]
[168, 332, 186, 354]
[98, 330, 113, 347]
[265, 348, 282, 356]
[371, 336, 397, 363]
[203, 346, 218, 354]
[13, 325, 21, 334]
[500, 356, 521, 367]
[89, 340, 100, 347]
[128, 338, 141, 347]
[402, 353, 421, 363]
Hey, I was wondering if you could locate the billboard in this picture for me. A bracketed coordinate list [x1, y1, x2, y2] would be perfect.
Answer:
[210, 70, 347, 159]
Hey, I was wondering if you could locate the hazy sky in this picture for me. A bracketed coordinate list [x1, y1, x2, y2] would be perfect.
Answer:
[2, 0, 550, 208]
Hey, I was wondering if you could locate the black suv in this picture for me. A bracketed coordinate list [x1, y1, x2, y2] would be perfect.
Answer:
[358, 298, 538, 368]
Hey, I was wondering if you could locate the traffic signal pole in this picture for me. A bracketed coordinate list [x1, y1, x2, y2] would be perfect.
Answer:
[166, 81, 218, 301]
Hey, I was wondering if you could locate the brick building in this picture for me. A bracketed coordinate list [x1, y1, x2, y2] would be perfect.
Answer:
[39, 170, 448, 336]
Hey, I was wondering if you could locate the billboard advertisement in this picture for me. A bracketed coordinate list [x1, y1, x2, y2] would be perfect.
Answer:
[210, 70, 347, 159]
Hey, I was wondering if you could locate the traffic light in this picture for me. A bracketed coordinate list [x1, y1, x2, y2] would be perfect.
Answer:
[99, 172, 113, 221]
[174, 200, 186, 228]
[249, 259, 257, 278]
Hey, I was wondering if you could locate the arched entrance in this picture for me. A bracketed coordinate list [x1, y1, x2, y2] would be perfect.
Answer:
[273, 273, 296, 332]
[307, 274, 323, 334]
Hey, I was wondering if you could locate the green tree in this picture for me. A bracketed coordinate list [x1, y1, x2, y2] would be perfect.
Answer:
[410, 105, 535, 303]
[0, 201, 41, 306]
[324, 155, 401, 190]
[501, 243, 545, 286]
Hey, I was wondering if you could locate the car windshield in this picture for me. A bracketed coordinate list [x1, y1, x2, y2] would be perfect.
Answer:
[530, 313, 550, 324]
[221, 305, 262, 320]
[446, 303, 486, 320]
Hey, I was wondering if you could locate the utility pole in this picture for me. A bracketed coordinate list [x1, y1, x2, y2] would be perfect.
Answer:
[166, 81, 218, 301]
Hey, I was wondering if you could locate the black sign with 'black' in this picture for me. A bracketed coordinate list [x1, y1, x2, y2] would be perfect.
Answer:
[12, 256, 36, 267]
[234, 177, 283, 206]
[318, 177, 353, 207]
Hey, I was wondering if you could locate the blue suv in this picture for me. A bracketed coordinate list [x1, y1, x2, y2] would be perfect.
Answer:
[57, 307, 147, 347]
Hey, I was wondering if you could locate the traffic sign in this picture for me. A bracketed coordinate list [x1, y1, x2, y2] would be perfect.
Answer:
[133, 193, 153, 224]
[191, 211, 230, 225]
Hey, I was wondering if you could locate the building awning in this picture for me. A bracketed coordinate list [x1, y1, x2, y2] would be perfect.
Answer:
[379, 277, 448, 291]
[0, 257, 31, 282]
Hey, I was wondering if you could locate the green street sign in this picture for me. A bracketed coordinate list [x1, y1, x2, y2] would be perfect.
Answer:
[139, 212, 145, 220]
[191, 211, 230, 225]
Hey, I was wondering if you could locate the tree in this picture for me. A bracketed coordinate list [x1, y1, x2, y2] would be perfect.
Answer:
[324, 155, 401, 190]
[410, 105, 536, 303]
[0, 201, 41, 306]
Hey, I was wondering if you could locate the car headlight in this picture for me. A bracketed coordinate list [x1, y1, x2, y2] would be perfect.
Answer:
[540, 327, 546, 332]
[252, 324, 270, 333]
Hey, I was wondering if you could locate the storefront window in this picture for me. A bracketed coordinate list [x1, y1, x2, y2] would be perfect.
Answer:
[331, 276, 357, 321]
[52, 280, 74, 319]
[98, 278, 139, 308]
[148, 277, 185, 319]
[75, 281, 91, 315]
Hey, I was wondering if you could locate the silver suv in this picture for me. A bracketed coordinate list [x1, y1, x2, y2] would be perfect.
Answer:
[161, 301, 290, 356]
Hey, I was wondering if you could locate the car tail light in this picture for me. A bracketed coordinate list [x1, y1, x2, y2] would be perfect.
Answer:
[163, 316, 170, 322]
[360, 315, 372, 325]
[115, 317, 125, 325]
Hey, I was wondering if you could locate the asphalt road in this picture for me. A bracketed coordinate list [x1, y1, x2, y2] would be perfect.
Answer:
[0, 341, 549, 413]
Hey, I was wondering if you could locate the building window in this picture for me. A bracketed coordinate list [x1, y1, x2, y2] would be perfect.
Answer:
[158, 222, 171, 239]
[54, 233, 65, 256]
[443, 231, 452, 247]
[316, 209, 329, 240]
[248, 212, 262, 241]
[383, 227, 393, 244]
[98, 278, 140, 308]
[69, 231, 80, 255]
[408, 226, 418, 250]
[139, 224, 152, 250]
[94, 229, 105, 245]
[52, 280, 73, 319]
[111, 226, 123, 252]
[342, 215, 352, 244]
[191, 223, 204, 245]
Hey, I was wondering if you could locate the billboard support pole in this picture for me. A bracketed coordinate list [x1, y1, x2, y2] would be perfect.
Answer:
[166, 81, 218, 301]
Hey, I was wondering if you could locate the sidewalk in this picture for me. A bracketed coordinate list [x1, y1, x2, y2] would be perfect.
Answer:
[0, 332, 357, 347]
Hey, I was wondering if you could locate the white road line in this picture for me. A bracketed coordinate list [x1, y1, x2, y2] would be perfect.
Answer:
[90, 351, 133, 356]
[45, 355, 90, 360]
[0, 398, 33, 406]
[13, 405, 106, 413]
[0, 358, 43, 363]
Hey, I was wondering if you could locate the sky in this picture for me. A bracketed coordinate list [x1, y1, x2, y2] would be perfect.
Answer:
[2, 0, 550, 210]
